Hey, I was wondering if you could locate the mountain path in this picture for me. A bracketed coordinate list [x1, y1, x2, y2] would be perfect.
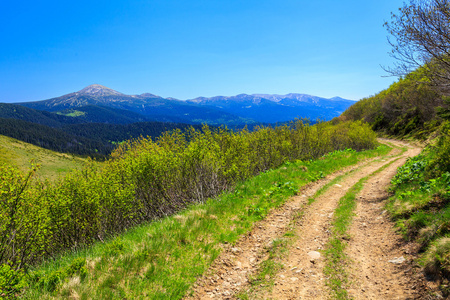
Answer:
[186, 140, 435, 299]
[345, 143, 434, 299]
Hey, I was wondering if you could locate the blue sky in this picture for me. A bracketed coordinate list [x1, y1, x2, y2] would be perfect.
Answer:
[0, 0, 404, 103]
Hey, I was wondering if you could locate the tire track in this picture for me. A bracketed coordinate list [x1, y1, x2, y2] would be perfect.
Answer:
[345, 144, 434, 299]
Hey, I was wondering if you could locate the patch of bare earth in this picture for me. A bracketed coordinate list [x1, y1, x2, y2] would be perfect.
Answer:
[346, 144, 440, 299]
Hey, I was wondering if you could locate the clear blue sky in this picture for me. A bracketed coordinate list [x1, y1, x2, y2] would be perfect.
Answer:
[0, 0, 404, 103]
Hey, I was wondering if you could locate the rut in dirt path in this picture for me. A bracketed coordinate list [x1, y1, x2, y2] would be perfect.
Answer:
[186, 140, 425, 300]
[345, 144, 434, 299]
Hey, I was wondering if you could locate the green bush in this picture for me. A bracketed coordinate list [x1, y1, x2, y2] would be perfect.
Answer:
[0, 263, 25, 298]
[427, 122, 450, 177]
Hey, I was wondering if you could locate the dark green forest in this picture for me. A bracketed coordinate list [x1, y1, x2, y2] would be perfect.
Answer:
[0, 115, 205, 158]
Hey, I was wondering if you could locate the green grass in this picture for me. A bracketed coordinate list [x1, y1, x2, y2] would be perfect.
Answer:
[56, 110, 86, 117]
[0, 135, 88, 181]
[21, 145, 391, 299]
[386, 147, 450, 288]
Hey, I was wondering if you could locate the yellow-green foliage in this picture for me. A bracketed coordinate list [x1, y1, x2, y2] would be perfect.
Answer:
[0, 134, 87, 181]
[0, 120, 376, 278]
[111, 121, 376, 219]
[427, 121, 450, 177]
[342, 69, 445, 138]
[0, 164, 48, 267]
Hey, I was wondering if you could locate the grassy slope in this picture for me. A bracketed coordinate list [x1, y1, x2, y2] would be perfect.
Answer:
[22, 145, 391, 299]
[386, 147, 450, 294]
[0, 134, 87, 181]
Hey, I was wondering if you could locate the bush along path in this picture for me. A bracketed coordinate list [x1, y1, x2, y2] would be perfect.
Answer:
[187, 140, 436, 299]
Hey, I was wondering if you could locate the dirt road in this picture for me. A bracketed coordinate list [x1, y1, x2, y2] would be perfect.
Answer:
[187, 140, 438, 299]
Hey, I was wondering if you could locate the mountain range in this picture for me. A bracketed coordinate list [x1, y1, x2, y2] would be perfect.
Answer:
[16, 84, 355, 125]
[0, 84, 356, 157]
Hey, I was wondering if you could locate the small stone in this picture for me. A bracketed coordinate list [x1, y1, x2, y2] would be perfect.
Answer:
[307, 251, 321, 260]
[290, 277, 299, 282]
[388, 256, 406, 264]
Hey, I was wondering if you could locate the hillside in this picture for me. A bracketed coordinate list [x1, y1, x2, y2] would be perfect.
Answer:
[340, 69, 448, 138]
[0, 134, 87, 181]
[0, 108, 206, 157]
[0, 103, 82, 127]
[0, 117, 113, 157]
[0, 102, 149, 126]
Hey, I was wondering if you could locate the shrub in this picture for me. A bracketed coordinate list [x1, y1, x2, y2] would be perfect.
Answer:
[427, 122, 450, 178]
[0, 263, 25, 298]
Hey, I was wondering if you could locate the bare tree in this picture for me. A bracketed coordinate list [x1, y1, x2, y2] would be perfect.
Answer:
[385, 0, 450, 94]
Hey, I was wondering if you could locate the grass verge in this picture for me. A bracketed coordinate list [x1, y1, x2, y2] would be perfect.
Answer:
[386, 146, 450, 296]
[21, 145, 391, 299]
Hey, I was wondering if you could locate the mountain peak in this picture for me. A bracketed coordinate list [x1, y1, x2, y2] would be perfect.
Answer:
[77, 84, 123, 96]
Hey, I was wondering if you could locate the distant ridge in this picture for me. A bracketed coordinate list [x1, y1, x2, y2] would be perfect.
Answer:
[186, 93, 355, 123]
[17, 85, 253, 126]
[15, 85, 355, 124]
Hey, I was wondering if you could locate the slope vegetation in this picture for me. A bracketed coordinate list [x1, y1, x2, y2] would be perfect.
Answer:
[0, 134, 87, 181]
[341, 69, 447, 139]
